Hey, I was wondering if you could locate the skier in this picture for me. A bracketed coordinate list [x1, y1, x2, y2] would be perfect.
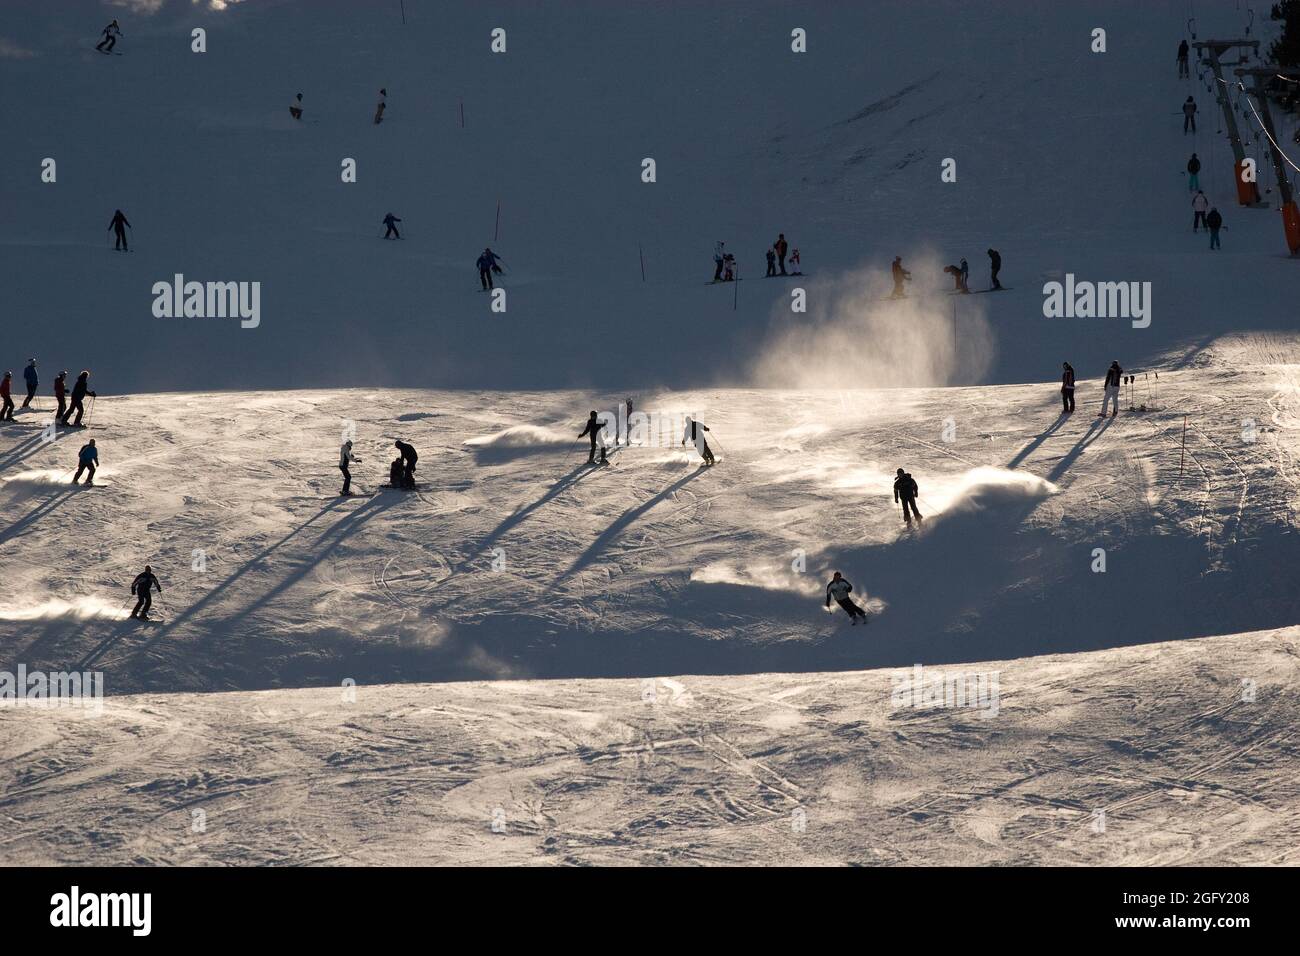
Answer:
[825, 571, 868, 625]
[374, 88, 387, 125]
[72, 438, 98, 485]
[1183, 96, 1197, 134]
[339, 439, 361, 495]
[890, 256, 911, 298]
[789, 248, 802, 275]
[1061, 362, 1076, 414]
[21, 359, 37, 409]
[1192, 189, 1209, 231]
[681, 415, 715, 466]
[95, 19, 121, 54]
[987, 248, 1002, 290]
[129, 565, 162, 620]
[290, 93, 304, 121]
[713, 240, 726, 282]
[477, 247, 503, 290]
[388, 455, 404, 488]
[1187, 152, 1201, 192]
[765, 247, 777, 277]
[893, 468, 922, 525]
[943, 263, 963, 291]
[61, 370, 96, 427]
[959, 257, 970, 293]
[382, 212, 401, 239]
[108, 209, 130, 251]
[1177, 38, 1190, 79]
[1099, 360, 1122, 418]
[579, 411, 608, 465]
[774, 233, 789, 274]
[0, 373, 13, 421]
[722, 253, 737, 282]
[1206, 206, 1223, 250]
[53, 371, 67, 422]
[394, 439, 418, 488]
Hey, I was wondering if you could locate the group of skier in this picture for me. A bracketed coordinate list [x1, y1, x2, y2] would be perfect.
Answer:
[1176, 63, 1226, 249]
[0, 363, 96, 430]
[337, 438, 419, 495]
[891, 249, 1001, 298]
[1060, 359, 1125, 417]
[713, 234, 803, 283]
[286, 87, 388, 124]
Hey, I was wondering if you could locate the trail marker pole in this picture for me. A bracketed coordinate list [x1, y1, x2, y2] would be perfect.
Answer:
[639, 244, 646, 282]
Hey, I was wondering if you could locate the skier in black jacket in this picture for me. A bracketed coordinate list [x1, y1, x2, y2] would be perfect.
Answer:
[987, 248, 1002, 289]
[681, 415, 715, 465]
[130, 565, 162, 620]
[394, 439, 418, 488]
[108, 209, 130, 251]
[1100, 360, 1122, 418]
[894, 468, 922, 524]
[1061, 362, 1076, 413]
[825, 571, 868, 625]
[1177, 39, 1190, 78]
[1206, 207, 1223, 250]
[382, 212, 401, 239]
[579, 411, 608, 465]
[60, 370, 96, 426]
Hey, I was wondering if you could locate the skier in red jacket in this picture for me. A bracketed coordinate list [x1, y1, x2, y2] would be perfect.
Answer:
[0, 372, 14, 421]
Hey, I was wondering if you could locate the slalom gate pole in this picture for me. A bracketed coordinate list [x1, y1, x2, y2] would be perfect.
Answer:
[494, 199, 501, 242]
[1179, 415, 1188, 480]
[639, 244, 646, 282]
[1154, 372, 1161, 409]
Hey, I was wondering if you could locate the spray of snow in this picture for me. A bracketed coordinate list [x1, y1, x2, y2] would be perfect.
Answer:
[0, 596, 130, 621]
[749, 252, 997, 390]
[464, 425, 573, 449]
[923, 466, 1058, 518]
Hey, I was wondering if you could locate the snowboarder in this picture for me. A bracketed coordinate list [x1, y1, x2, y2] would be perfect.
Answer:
[825, 571, 868, 625]
[1100, 361, 1122, 418]
[789, 248, 802, 275]
[713, 240, 726, 282]
[61, 371, 96, 427]
[1183, 96, 1197, 134]
[0, 373, 13, 421]
[95, 19, 121, 54]
[374, 88, 387, 125]
[765, 247, 777, 277]
[1187, 152, 1201, 192]
[987, 248, 1002, 289]
[382, 212, 401, 239]
[73, 438, 97, 484]
[290, 93, 304, 121]
[108, 209, 130, 251]
[775, 233, 789, 274]
[394, 439, 418, 488]
[681, 415, 715, 466]
[959, 257, 970, 293]
[129, 565, 162, 620]
[890, 256, 911, 298]
[339, 439, 361, 495]
[477, 247, 503, 290]
[21, 359, 37, 408]
[1061, 362, 1076, 413]
[53, 371, 67, 422]
[579, 411, 608, 465]
[894, 468, 922, 525]
[1177, 39, 1190, 78]
[1206, 206, 1223, 250]
[388, 455, 404, 488]
[1192, 189, 1209, 231]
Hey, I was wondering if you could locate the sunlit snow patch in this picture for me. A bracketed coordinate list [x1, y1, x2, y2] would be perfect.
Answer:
[0, 596, 131, 621]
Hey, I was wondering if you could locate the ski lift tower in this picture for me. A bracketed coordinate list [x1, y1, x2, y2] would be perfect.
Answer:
[1193, 39, 1264, 206]
[1234, 67, 1300, 255]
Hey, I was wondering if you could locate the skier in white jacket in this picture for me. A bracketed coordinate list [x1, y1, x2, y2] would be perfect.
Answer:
[825, 572, 868, 625]
[339, 439, 361, 495]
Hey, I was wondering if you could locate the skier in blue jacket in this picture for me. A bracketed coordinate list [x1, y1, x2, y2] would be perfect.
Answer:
[21, 359, 38, 408]
[73, 438, 98, 485]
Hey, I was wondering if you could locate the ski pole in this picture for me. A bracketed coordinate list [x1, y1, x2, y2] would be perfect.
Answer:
[85, 394, 96, 427]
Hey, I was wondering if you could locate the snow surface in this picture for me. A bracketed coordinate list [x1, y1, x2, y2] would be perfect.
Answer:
[2, 0, 1300, 865]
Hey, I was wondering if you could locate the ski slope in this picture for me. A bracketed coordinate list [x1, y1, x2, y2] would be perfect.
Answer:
[2, 0, 1300, 867]
[1, 0, 1297, 393]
